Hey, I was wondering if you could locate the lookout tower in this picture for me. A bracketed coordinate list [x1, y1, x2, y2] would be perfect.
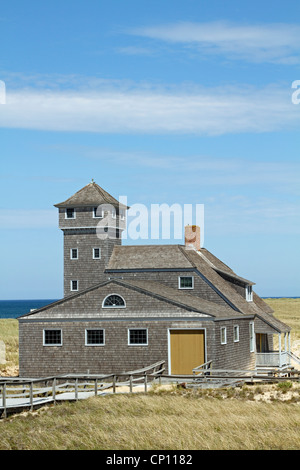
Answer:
[54, 181, 128, 297]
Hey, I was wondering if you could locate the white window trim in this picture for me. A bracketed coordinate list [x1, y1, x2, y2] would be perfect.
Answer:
[178, 276, 194, 290]
[93, 247, 101, 259]
[111, 208, 117, 219]
[85, 328, 105, 346]
[43, 329, 62, 346]
[70, 280, 79, 292]
[102, 293, 126, 308]
[65, 208, 76, 219]
[70, 248, 78, 260]
[233, 325, 240, 343]
[93, 206, 103, 219]
[246, 285, 253, 302]
[249, 322, 255, 352]
[128, 328, 148, 346]
[221, 326, 227, 345]
[119, 209, 125, 220]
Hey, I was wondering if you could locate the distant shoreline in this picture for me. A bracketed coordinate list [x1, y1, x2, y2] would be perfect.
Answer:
[0, 297, 299, 319]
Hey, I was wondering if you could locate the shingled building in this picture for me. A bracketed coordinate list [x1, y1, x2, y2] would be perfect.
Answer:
[18, 182, 292, 377]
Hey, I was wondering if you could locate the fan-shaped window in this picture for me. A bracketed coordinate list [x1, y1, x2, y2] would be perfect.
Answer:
[103, 294, 126, 308]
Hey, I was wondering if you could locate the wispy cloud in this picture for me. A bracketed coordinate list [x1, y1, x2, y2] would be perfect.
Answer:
[0, 78, 298, 135]
[129, 21, 300, 64]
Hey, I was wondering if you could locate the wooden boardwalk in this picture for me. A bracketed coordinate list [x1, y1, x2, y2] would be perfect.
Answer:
[1, 361, 299, 418]
[0, 361, 166, 418]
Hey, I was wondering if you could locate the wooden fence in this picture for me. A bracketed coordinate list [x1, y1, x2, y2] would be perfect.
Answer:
[1, 360, 300, 419]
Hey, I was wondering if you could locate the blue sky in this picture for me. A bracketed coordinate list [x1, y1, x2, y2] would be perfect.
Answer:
[0, 0, 299, 299]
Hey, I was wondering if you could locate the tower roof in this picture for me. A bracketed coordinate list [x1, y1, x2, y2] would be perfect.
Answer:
[54, 181, 128, 209]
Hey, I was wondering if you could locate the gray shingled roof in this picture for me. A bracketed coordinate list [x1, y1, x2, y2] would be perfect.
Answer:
[54, 181, 128, 209]
[106, 244, 276, 318]
[18, 278, 242, 320]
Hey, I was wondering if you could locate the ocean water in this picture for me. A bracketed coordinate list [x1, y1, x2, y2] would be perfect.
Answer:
[0, 297, 298, 319]
[0, 300, 58, 319]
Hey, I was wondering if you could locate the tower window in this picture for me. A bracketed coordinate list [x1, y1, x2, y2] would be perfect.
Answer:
[71, 280, 78, 291]
[70, 248, 78, 259]
[103, 294, 125, 308]
[65, 208, 75, 219]
[93, 206, 103, 218]
[112, 208, 116, 219]
[93, 247, 101, 259]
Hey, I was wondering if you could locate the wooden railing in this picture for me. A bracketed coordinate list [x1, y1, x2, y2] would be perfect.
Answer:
[0, 360, 165, 418]
[256, 351, 290, 367]
[1, 359, 300, 419]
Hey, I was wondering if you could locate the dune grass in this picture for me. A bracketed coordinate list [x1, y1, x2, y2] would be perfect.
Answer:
[0, 298, 299, 450]
[0, 391, 299, 450]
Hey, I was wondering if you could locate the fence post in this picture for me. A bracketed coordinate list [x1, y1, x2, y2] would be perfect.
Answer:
[144, 373, 147, 393]
[52, 378, 56, 404]
[95, 379, 98, 396]
[30, 382, 33, 411]
[113, 375, 116, 393]
[3, 383, 7, 419]
[130, 375, 133, 393]
[75, 378, 78, 401]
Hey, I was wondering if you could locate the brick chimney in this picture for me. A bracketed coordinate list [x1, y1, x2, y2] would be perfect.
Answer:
[185, 225, 200, 251]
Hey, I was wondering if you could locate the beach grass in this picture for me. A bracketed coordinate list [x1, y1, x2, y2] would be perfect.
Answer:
[0, 298, 299, 450]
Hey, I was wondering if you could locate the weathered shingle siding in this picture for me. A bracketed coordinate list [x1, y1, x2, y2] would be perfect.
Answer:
[63, 229, 119, 296]
[19, 315, 254, 377]
[212, 319, 256, 370]
[19, 319, 211, 377]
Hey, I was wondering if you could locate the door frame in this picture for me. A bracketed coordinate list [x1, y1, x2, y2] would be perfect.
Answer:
[167, 328, 207, 375]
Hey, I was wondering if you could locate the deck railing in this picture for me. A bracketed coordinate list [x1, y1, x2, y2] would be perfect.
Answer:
[256, 351, 290, 367]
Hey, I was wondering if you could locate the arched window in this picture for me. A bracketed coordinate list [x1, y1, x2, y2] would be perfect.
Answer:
[103, 294, 126, 308]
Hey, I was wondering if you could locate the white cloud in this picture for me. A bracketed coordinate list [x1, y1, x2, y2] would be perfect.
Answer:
[130, 21, 300, 64]
[0, 81, 299, 135]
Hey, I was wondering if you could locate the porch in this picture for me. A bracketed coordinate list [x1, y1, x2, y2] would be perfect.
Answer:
[255, 331, 292, 368]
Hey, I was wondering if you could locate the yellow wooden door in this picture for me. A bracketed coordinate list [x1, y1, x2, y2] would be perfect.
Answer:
[170, 330, 205, 375]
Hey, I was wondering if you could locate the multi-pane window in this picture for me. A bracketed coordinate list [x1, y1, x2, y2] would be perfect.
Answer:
[234, 325, 239, 342]
[128, 329, 148, 345]
[71, 248, 78, 259]
[66, 208, 75, 219]
[93, 247, 101, 259]
[103, 294, 125, 307]
[86, 329, 104, 345]
[44, 330, 62, 346]
[179, 276, 194, 289]
[71, 280, 78, 291]
[221, 327, 227, 345]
